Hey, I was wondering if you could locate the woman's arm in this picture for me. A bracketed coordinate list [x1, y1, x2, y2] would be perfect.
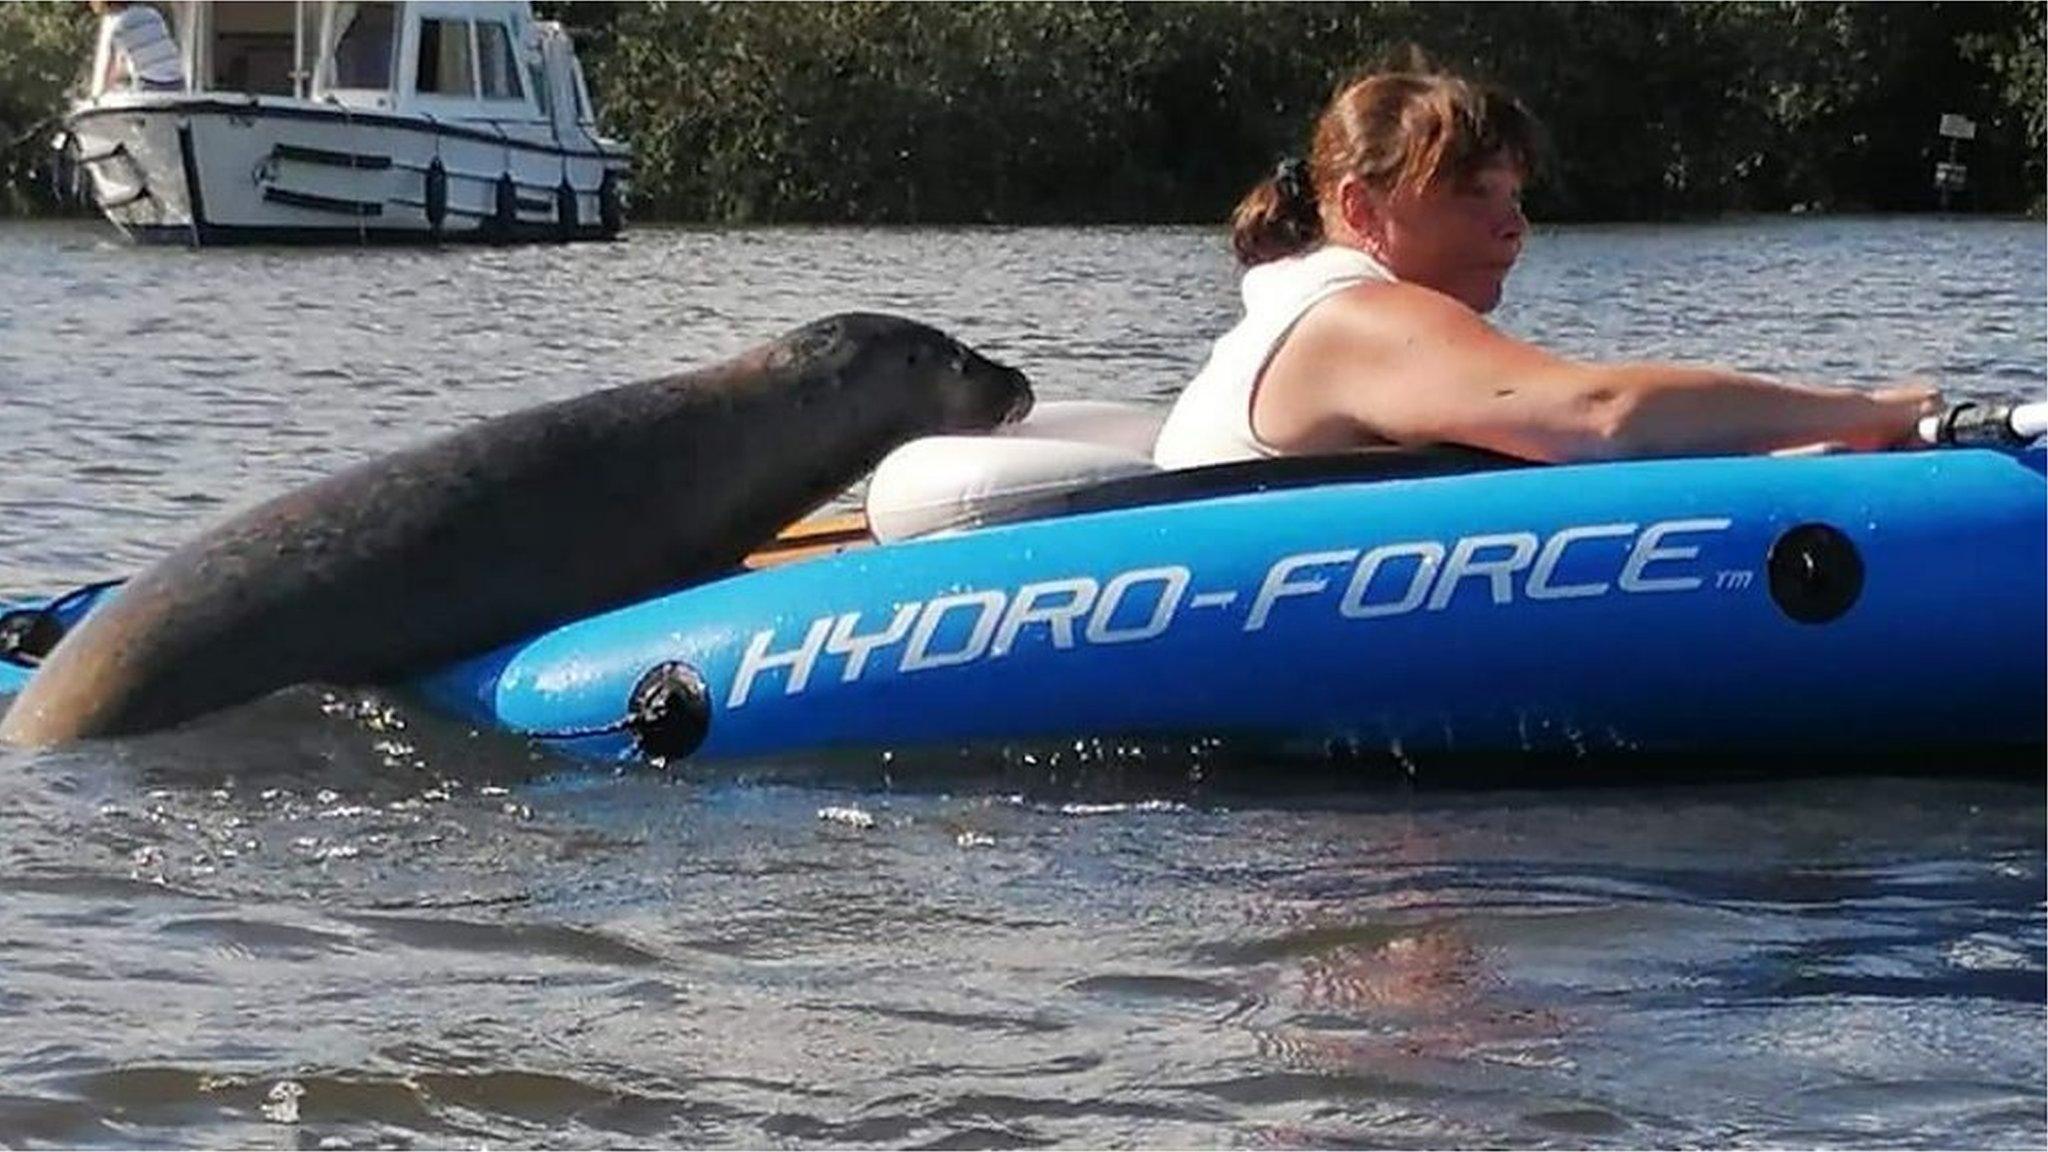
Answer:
[1267, 282, 1938, 463]
[1557, 363, 1936, 458]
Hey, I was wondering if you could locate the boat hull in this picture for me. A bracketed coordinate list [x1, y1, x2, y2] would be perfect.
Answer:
[407, 447, 2047, 769]
[64, 97, 627, 245]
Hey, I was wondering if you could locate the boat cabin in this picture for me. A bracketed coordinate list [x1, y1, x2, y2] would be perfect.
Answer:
[68, 0, 626, 243]
[93, 0, 601, 134]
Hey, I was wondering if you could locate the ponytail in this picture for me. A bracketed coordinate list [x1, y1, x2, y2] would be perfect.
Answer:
[1230, 157, 1323, 267]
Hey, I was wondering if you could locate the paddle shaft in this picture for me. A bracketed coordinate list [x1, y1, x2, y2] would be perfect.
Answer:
[1917, 400, 2048, 446]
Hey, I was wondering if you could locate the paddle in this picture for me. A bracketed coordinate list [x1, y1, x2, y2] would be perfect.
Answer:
[741, 510, 872, 569]
[1917, 399, 2048, 447]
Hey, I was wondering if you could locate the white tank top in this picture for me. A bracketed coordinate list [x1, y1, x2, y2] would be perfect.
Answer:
[1152, 244, 1396, 469]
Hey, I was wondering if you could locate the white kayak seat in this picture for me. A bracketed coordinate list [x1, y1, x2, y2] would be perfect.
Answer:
[996, 399, 1170, 455]
[867, 401, 1167, 543]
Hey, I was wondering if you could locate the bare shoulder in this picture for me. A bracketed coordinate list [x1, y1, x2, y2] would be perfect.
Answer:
[1287, 279, 1572, 411]
[1282, 281, 1512, 388]
[1316, 280, 1497, 346]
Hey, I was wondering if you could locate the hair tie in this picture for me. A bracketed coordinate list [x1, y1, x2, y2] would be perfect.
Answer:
[1273, 157, 1313, 207]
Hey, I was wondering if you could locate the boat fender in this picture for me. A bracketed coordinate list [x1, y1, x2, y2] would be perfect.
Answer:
[624, 661, 711, 761]
[52, 130, 84, 209]
[1766, 523, 1863, 624]
[424, 159, 448, 234]
[598, 170, 622, 236]
[0, 608, 63, 669]
[494, 173, 518, 233]
[556, 179, 578, 240]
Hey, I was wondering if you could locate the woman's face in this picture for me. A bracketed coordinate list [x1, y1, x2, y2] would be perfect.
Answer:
[1355, 158, 1528, 314]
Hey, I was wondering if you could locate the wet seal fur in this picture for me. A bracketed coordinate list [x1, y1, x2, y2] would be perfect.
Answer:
[2, 312, 1033, 746]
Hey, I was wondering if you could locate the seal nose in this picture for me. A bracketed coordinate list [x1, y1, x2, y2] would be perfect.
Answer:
[1002, 368, 1035, 424]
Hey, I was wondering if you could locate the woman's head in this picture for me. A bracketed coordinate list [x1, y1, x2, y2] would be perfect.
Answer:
[1231, 60, 1543, 312]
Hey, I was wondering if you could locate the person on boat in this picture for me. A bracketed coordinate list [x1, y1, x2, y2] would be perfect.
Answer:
[89, 0, 185, 95]
[1151, 60, 1942, 469]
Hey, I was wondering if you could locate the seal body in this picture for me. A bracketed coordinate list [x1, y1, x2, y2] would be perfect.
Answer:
[1, 313, 1032, 745]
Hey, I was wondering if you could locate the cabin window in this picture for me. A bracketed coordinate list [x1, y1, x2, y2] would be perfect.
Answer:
[415, 19, 474, 96]
[528, 58, 551, 116]
[476, 22, 522, 101]
[571, 57, 594, 124]
[209, 0, 298, 95]
[329, 1, 396, 88]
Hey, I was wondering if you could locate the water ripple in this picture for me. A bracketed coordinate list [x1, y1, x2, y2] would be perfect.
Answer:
[0, 217, 2040, 1148]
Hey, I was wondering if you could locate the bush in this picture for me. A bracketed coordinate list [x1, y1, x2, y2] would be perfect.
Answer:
[0, 3, 94, 216]
[11, 2, 2043, 221]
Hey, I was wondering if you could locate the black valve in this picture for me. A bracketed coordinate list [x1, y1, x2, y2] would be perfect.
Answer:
[624, 661, 712, 760]
[0, 608, 64, 667]
[1767, 523, 1864, 624]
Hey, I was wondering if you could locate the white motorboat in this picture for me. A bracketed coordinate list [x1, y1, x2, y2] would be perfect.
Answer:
[63, 0, 630, 245]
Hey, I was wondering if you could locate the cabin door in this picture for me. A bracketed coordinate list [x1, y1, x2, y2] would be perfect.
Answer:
[537, 25, 587, 146]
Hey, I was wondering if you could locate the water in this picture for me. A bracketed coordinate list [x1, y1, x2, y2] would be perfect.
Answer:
[0, 216, 2041, 1148]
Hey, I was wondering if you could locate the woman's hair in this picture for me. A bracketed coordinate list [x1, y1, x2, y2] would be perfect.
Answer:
[1230, 52, 1543, 267]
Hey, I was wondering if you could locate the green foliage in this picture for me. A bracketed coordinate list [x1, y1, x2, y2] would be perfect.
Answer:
[0, 2, 95, 216]
[9, 2, 2043, 220]
[548, 0, 2047, 223]
[1958, 0, 2047, 211]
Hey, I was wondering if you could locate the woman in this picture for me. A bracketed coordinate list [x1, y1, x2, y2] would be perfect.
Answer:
[1151, 65, 1940, 469]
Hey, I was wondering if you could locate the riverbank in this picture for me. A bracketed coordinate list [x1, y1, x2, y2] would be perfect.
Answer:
[6, 2, 2043, 223]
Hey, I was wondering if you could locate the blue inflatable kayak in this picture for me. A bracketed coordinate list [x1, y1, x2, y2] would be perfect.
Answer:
[430, 445, 2044, 767]
[6, 446, 2044, 773]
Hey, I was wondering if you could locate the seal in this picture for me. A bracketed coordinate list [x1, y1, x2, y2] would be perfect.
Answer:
[1, 312, 1033, 746]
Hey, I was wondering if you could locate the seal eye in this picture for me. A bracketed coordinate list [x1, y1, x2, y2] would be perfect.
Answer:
[941, 339, 973, 375]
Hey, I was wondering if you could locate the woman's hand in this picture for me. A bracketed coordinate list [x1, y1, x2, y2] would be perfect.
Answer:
[1870, 381, 1944, 449]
